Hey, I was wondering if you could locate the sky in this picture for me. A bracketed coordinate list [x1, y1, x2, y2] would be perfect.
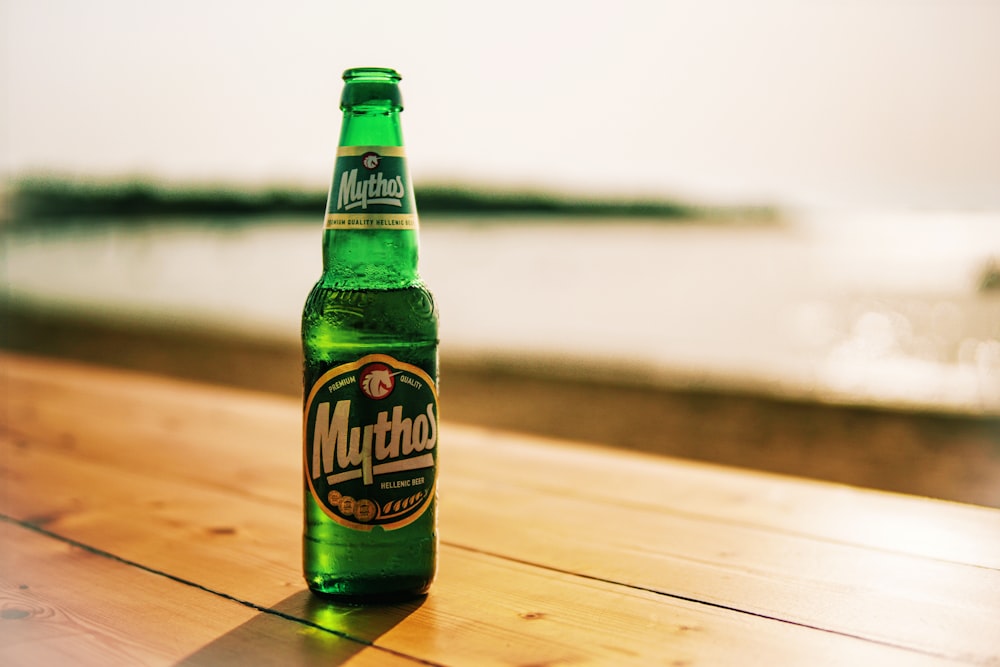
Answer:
[4, 0, 1000, 210]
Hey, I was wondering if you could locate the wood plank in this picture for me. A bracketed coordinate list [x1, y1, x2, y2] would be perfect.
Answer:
[1, 353, 296, 508]
[3, 353, 998, 663]
[0, 437, 962, 666]
[442, 473, 1000, 663]
[5, 356, 999, 583]
[0, 520, 418, 667]
[5, 352, 998, 568]
[443, 425, 1000, 568]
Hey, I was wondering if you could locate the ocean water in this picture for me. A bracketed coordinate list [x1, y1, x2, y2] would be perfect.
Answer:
[4, 211, 999, 415]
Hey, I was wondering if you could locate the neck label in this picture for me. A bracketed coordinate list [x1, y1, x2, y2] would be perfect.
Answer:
[326, 146, 417, 230]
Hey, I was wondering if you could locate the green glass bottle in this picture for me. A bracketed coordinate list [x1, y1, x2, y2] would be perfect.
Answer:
[301, 67, 439, 602]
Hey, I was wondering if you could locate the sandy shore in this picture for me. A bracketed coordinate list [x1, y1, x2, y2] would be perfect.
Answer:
[4, 303, 999, 508]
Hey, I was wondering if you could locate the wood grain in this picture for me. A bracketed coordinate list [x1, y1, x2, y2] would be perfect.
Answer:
[440, 426, 1000, 568]
[3, 353, 998, 665]
[0, 520, 418, 667]
[6, 435, 968, 665]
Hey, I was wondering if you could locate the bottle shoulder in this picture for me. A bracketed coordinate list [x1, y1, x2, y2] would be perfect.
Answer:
[305, 280, 436, 303]
[302, 282, 438, 348]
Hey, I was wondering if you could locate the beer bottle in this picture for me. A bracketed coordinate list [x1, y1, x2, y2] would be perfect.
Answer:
[301, 67, 439, 601]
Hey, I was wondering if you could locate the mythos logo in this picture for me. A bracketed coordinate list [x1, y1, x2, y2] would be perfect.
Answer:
[336, 151, 405, 211]
[360, 363, 397, 400]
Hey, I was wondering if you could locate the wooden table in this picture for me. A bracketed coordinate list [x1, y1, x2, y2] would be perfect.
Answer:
[2, 353, 999, 666]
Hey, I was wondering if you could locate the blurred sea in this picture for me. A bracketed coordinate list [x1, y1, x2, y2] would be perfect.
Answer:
[4, 211, 1000, 415]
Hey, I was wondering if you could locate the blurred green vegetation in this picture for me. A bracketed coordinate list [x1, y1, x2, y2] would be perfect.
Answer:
[4, 177, 324, 221]
[3, 175, 775, 225]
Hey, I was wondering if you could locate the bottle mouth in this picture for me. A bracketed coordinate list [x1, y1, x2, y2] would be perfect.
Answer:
[341, 67, 403, 110]
[342, 67, 401, 84]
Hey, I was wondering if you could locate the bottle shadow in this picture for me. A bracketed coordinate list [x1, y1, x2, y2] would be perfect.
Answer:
[176, 588, 425, 666]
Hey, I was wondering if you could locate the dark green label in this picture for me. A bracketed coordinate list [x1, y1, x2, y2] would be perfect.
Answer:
[326, 146, 417, 230]
[304, 354, 437, 530]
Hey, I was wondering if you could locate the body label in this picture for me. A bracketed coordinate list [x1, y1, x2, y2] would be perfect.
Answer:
[325, 146, 417, 230]
[304, 354, 437, 530]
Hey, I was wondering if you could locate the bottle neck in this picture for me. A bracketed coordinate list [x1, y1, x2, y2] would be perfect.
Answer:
[321, 107, 420, 289]
[339, 107, 404, 146]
